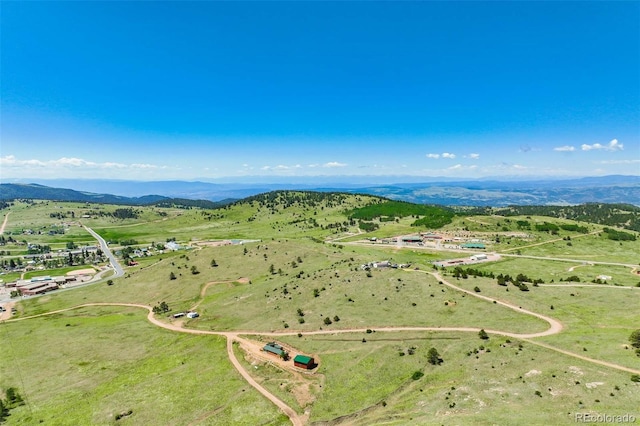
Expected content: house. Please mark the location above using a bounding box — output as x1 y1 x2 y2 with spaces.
263 342 285 357
470 254 488 261
421 233 443 240
165 241 181 251
293 354 315 370
461 243 486 249
402 236 423 243
186 312 199 318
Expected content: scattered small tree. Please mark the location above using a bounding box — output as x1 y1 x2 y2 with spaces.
479 329 489 340
169 272 177 280
210 259 218 267
324 317 333 325
4 387 24 408
629 329 640 349
427 347 443 365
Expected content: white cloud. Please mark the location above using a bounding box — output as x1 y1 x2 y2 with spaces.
427 153 456 159
261 164 304 171
597 159 640 165
131 163 161 169
446 164 478 171
582 139 623 151
323 161 347 168
581 143 602 151
0 155 145 169
467 153 480 159
554 145 576 152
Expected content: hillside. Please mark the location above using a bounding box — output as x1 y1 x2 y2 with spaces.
0 183 168 205
463 203 640 232
0 194 639 425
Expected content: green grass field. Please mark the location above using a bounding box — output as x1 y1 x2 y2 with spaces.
1 197 639 425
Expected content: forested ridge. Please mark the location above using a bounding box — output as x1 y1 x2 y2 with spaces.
463 203 640 232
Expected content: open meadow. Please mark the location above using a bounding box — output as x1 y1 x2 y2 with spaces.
1 194 639 425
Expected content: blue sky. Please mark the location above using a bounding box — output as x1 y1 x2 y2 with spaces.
1 1 638 182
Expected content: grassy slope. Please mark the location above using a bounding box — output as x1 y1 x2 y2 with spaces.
0 306 287 425
2 196 640 425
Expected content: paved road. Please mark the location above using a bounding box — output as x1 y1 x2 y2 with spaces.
83 225 124 278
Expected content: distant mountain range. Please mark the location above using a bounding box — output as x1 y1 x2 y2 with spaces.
1 175 639 206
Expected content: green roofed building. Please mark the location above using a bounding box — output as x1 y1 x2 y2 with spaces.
263 342 285 357
293 354 315 369
461 243 485 249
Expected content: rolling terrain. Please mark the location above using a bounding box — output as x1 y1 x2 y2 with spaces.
0 192 639 425
4 174 640 206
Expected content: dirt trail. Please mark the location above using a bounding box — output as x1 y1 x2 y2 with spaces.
500 230 601 253
0 212 9 234
4 270 640 425
190 278 249 311
425 270 563 338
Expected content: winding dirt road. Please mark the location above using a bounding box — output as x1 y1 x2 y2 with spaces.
4 271 640 425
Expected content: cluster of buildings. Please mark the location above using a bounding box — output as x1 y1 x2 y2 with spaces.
433 253 498 268
5 275 77 296
263 342 316 370
360 260 410 271
367 233 488 250
172 311 199 319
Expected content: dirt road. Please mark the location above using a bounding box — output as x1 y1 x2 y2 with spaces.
0 212 9 234
4 271 639 425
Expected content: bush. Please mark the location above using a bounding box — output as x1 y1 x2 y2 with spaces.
412 371 425 380
427 347 443 365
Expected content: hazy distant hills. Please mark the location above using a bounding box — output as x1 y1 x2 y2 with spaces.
0 183 169 205
1 175 639 206
340 176 640 206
